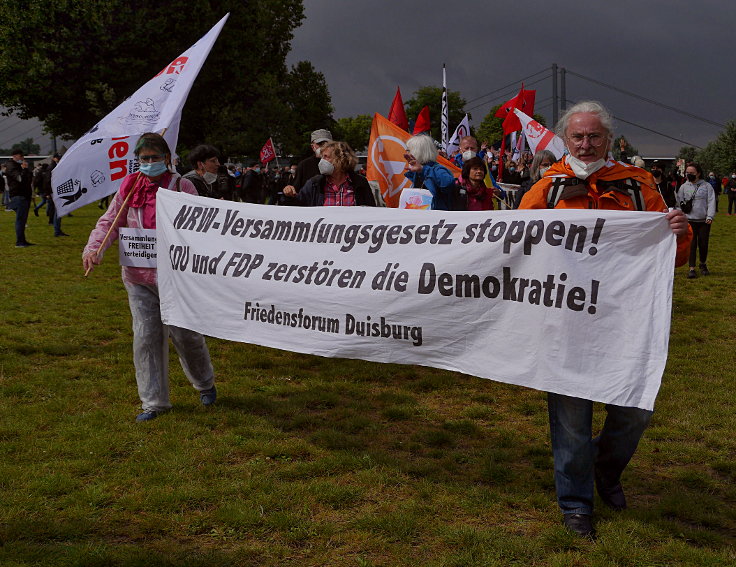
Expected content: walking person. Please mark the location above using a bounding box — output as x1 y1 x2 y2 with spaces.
5 149 34 247
83 132 217 422
519 101 691 538
726 172 736 215
677 162 716 278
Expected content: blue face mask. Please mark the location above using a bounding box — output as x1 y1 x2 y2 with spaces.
139 161 168 178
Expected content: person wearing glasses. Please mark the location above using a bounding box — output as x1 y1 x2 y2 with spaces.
82 132 217 423
518 101 691 538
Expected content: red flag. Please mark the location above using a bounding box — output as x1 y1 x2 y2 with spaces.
259 138 276 163
387 87 408 131
496 84 536 134
413 106 431 135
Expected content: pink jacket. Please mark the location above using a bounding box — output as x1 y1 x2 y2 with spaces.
83 171 197 286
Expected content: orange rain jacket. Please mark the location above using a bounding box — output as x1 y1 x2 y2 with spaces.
519 156 692 267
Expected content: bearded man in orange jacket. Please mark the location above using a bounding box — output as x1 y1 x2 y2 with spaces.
519 100 691 538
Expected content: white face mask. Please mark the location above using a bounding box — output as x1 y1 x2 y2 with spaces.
203 171 218 184
462 150 474 162
318 158 335 176
566 155 607 180
539 166 550 176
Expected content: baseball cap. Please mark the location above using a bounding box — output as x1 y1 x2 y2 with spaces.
310 129 332 144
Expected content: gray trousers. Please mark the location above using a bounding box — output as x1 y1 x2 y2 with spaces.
125 283 215 412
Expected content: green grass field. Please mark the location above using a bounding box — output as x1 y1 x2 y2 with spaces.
1 199 735 566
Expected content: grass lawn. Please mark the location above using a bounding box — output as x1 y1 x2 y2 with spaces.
1 198 735 566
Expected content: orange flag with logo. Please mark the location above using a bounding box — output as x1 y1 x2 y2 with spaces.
366 113 460 208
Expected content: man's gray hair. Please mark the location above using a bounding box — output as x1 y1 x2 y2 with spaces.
406 134 438 164
555 100 614 139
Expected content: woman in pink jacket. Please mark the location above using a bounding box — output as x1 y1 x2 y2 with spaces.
83 132 217 422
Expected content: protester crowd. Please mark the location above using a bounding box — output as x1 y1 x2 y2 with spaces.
5 99 731 540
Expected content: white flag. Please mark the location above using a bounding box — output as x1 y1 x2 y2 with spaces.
511 130 526 163
52 14 229 215
513 108 567 159
446 114 470 157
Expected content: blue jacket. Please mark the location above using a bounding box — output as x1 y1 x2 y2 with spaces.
404 162 455 210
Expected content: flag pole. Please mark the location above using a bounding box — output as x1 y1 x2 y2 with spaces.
272 137 280 168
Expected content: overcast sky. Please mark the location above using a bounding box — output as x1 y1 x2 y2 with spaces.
287 0 734 157
2 2 732 158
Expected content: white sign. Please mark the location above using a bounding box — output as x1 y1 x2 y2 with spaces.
156 192 677 410
398 188 432 210
119 228 157 267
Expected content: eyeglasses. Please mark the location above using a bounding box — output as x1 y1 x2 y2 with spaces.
138 154 165 163
566 133 607 148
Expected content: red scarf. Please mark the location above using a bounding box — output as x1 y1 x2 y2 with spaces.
121 172 172 209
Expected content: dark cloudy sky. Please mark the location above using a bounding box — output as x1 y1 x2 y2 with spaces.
2 2 731 158
287 0 734 157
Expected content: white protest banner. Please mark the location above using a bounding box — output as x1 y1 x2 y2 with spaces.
51 14 229 215
157 193 677 410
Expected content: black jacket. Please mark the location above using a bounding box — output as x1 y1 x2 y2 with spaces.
5 160 32 199
290 172 376 207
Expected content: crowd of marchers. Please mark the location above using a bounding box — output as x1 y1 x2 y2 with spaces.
4 99 733 540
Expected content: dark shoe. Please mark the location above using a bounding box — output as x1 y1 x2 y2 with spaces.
15 242 35 248
135 410 162 422
200 385 217 406
33 207 39 216
699 264 710 276
54 232 69 237
595 469 627 511
562 514 595 538
687 269 697 279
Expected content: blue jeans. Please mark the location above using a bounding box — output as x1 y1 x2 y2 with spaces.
47 199 63 235
9 196 30 245
547 392 652 515
34 195 48 212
